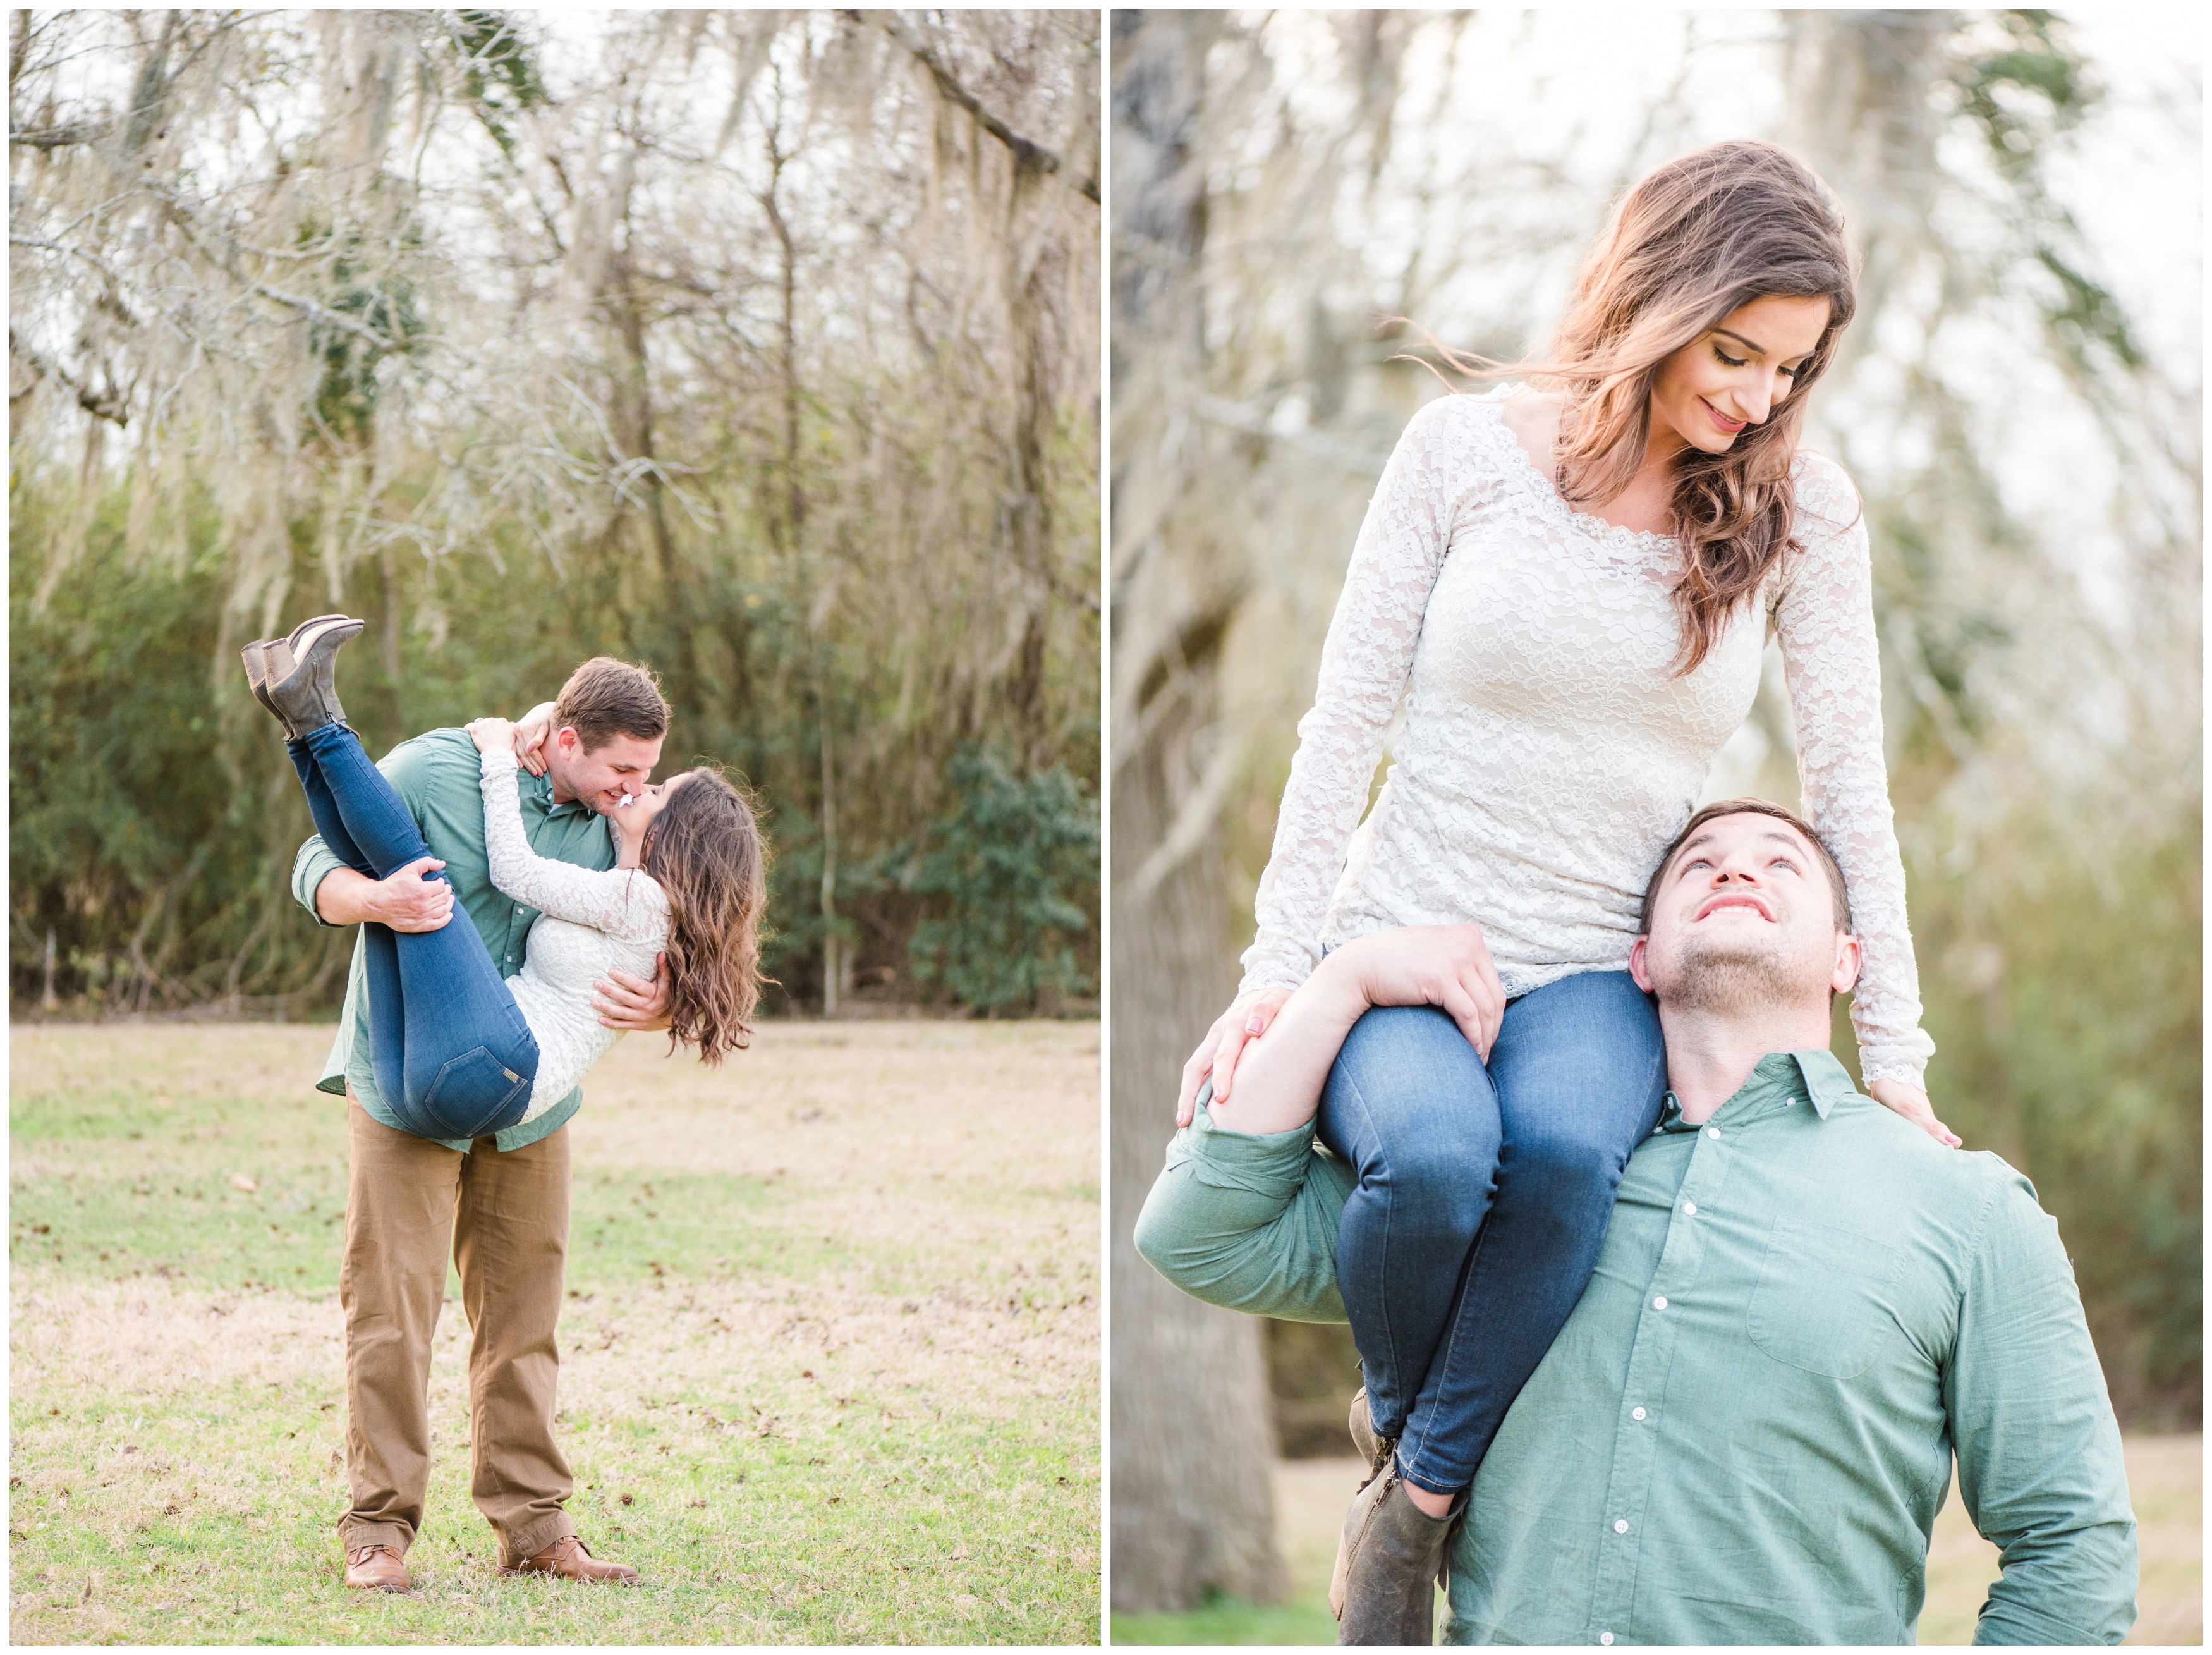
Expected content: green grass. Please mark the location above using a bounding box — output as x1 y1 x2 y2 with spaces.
1111 1592 1339 1645
9 1022 1102 1644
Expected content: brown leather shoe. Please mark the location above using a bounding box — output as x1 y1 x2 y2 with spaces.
343 1542 410 1592
499 1534 639 1585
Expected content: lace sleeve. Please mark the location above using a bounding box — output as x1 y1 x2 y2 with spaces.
479 748 667 943
1238 395 1504 994
1775 454 1935 1088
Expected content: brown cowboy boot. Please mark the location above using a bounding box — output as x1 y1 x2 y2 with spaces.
343 1542 410 1592
499 1534 640 1585
262 615 363 736
1344 1386 1466 1602
242 613 343 735
1331 1467 1459 1644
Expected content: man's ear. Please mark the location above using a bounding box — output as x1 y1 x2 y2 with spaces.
1829 931 1863 996
552 726 581 757
1627 935 1655 993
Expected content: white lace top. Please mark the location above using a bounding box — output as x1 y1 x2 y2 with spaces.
1241 390 1933 1087
480 748 671 1118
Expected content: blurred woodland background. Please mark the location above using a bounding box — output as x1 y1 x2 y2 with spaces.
11 9 1100 1023
1109 8 2199 1616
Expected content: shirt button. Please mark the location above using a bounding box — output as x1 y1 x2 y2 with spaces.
1653 1295 1668 1310
1600 1634 1615 1647
1682 1200 1698 1216
1705 1126 1722 1139
1613 1518 1629 1534
1631 1406 1647 1421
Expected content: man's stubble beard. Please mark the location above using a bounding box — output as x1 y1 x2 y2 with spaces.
1658 931 1806 1016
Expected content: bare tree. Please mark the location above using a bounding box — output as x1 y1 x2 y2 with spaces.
1109 9 1285 1614
11 10 1100 1016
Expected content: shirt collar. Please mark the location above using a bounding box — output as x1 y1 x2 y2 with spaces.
535 772 586 817
1655 1048 1857 1132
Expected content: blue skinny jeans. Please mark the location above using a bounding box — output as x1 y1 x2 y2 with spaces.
288 723 540 1140
1314 969 1666 1495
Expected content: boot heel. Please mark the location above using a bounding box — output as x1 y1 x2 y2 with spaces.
241 640 296 736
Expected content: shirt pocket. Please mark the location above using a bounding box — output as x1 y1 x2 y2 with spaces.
1746 1218 1907 1379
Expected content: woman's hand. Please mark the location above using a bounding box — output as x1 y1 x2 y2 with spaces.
1176 987 1295 1127
1866 1078 1962 1148
1332 924 1505 1063
466 716 516 755
513 700 559 778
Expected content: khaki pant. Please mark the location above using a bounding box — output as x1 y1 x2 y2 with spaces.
338 1093 578 1567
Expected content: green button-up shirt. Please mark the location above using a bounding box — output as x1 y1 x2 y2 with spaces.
290 728 615 1154
1133 1050 2137 1644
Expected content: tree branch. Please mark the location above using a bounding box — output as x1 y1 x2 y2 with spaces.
9 326 130 424
9 119 108 148
862 12 1098 205
141 187 406 351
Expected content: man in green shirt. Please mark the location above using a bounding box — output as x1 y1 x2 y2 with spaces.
1134 800 2137 1644
291 657 672 1591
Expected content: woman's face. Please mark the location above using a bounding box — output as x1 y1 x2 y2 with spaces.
1647 293 1831 458
614 770 692 855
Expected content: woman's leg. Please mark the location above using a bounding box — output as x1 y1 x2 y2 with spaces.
287 736 374 879
1314 1005 1503 1454
1391 969 1666 1496
289 726 538 1139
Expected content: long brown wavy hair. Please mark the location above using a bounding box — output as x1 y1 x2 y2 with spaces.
1439 140 1858 673
641 767 770 1065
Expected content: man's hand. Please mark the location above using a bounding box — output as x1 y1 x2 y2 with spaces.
314 858 454 932
1866 1078 1962 1148
513 700 559 778
1176 986 1296 1127
594 953 672 1032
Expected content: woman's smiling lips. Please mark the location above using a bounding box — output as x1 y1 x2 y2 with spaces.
1699 396 1747 434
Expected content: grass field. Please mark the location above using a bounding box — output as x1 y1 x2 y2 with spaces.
9 1020 1101 1645
1110 1443 2201 1645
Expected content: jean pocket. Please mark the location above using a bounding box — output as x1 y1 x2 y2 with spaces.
422 1046 532 1137
1746 1219 1905 1379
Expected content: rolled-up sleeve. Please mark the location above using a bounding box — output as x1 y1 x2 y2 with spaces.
291 834 348 926
1947 1174 2137 1644
1132 1089 1354 1326
289 736 435 927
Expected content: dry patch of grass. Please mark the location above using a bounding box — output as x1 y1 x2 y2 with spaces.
10 1020 1101 1645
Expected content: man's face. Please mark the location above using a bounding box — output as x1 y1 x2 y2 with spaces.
1630 812 1860 1013
544 728 663 817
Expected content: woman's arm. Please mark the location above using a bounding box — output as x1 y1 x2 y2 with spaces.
1238 396 1501 997
468 724 665 941
1213 925 1504 1135
1179 396 1508 1123
1775 454 1936 1092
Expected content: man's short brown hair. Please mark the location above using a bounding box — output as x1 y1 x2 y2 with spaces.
1640 797 1852 935
551 657 669 751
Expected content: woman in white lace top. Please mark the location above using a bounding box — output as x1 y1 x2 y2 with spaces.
1157 142 1955 1640
241 616 768 1142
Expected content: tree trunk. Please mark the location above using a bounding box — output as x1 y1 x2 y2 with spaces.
1108 10 1287 1614
1109 672 1287 1612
